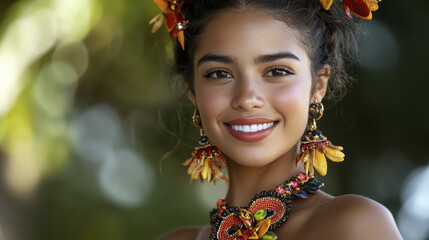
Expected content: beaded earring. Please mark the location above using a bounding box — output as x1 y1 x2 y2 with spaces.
296 100 345 176
182 109 229 185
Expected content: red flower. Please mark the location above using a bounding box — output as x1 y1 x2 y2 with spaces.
150 0 186 50
319 0 381 20
342 0 381 20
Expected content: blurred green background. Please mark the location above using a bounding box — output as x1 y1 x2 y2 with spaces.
0 0 428 240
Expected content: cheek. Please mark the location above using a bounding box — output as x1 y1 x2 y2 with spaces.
194 83 229 129
271 80 311 126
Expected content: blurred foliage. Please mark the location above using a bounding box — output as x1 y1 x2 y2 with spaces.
0 0 428 240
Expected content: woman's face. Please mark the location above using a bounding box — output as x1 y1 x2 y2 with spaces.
190 9 326 168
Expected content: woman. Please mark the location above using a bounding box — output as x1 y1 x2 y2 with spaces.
152 0 403 239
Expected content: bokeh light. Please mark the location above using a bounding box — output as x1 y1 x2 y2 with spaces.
398 166 429 240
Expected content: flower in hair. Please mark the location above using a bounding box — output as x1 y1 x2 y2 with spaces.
149 0 187 50
320 0 381 20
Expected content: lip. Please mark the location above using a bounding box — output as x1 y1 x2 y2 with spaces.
225 118 275 125
224 118 278 142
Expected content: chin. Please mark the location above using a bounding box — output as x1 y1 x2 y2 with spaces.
224 149 292 168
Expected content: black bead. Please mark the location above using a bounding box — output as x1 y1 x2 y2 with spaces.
293 190 308 199
227 225 240 235
266 209 275 217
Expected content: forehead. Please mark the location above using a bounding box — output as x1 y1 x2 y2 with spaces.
194 9 309 64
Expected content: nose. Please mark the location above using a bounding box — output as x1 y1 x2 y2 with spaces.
231 77 264 111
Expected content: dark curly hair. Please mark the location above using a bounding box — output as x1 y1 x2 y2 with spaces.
172 0 361 102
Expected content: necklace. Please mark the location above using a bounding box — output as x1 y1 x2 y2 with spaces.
209 173 323 240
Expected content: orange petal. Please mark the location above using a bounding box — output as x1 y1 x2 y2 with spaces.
191 160 204 178
187 161 198 175
208 158 220 172
302 151 310 176
319 0 334 10
182 156 193 166
296 151 304 166
178 30 185 50
153 0 173 14
216 154 227 166
188 158 199 170
256 219 271 238
326 143 343 151
209 157 229 185
217 171 229 185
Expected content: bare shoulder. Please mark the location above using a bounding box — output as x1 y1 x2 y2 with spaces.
310 194 403 240
157 225 209 240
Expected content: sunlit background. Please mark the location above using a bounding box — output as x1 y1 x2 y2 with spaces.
0 0 428 239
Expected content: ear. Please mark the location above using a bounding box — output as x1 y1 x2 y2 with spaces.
183 77 197 106
188 89 196 106
311 65 330 103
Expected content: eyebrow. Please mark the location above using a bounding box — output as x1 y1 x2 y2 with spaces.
255 52 300 64
197 54 233 67
196 51 300 67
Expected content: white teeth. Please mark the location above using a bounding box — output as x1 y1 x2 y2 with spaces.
243 125 250 132
250 125 258 132
230 122 275 133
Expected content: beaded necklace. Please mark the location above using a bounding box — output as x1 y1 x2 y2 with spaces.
209 173 323 240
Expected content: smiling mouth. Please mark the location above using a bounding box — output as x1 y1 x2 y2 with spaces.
229 122 275 133
224 119 279 142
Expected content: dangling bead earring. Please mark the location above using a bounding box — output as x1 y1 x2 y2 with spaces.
182 109 229 185
296 100 345 177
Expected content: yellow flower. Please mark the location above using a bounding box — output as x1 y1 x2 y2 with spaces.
182 146 228 185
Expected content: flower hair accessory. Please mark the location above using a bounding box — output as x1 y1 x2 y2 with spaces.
150 0 188 50
320 0 381 20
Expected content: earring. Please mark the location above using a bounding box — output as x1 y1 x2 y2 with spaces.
296 100 345 177
182 109 229 185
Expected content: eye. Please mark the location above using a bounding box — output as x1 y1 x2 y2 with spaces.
264 67 294 77
204 70 233 79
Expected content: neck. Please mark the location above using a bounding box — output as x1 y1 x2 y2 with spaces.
225 144 305 207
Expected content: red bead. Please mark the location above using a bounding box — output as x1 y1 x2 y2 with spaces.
297 173 306 181
291 181 298 188
217 198 225 207
276 187 286 194
219 208 225 215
